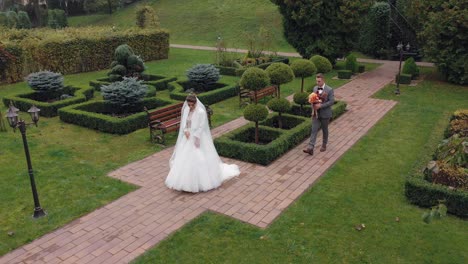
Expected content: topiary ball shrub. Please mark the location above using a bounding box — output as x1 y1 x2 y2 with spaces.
244 103 269 122
186 64 220 92
26 71 64 93
101 77 148 111
338 70 352 79
265 62 294 97
345 54 358 73
267 98 291 114
402 57 420 79
310 55 332 73
291 59 316 92
293 92 309 105
240 67 270 96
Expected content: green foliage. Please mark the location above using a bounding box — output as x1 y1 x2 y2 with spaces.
430 161 468 190
396 73 412 84
243 104 268 123
0 27 169 84
108 44 146 81
434 135 467 169
58 97 173 134
101 77 148 109
402 57 419 79
345 54 358 73
6 11 17 28
16 11 31 29
293 92 309 106
310 55 332 73
359 2 391 57
338 70 352 79
290 59 316 79
418 0 467 84
239 67 270 92
265 62 294 85
358 64 365 73
0 110 7 132
186 64 220 91
26 71 64 92
84 0 120 14
273 0 372 62
267 98 291 114
0 12 7 27
135 5 160 28
422 203 447 224
2 86 94 117
242 26 275 58
168 80 237 105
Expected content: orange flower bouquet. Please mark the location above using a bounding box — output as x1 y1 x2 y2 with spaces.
308 92 322 118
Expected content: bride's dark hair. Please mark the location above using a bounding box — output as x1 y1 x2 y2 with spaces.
186 93 197 103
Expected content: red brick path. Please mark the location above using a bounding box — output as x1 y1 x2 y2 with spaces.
1 61 399 264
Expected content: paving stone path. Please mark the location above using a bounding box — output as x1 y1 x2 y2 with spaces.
1 50 404 264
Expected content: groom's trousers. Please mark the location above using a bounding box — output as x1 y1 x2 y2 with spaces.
308 117 330 148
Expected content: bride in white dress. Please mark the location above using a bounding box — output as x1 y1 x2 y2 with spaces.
165 94 240 192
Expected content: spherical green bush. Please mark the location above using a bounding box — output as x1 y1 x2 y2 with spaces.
110 65 126 76
310 55 332 73
265 62 295 86
240 67 270 92
267 98 291 113
243 104 268 122
345 54 358 73
26 71 64 92
291 59 316 79
402 57 419 78
293 92 309 105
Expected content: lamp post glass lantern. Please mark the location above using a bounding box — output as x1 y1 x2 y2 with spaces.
6 104 46 218
395 42 410 95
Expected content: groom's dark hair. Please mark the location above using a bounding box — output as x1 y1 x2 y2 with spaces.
316 73 325 79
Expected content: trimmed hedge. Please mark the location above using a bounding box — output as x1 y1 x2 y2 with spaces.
89 74 176 91
337 70 352 79
405 173 468 217
168 80 238 105
216 56 289 76
58 97 174 134
2 86 94 117
214 113 310 165
214 101 347 165
289 100 347 120
1 27 169 84
396 73 412 84
358 65 365 73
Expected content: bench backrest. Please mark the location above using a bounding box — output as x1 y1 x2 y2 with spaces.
146 102 184 123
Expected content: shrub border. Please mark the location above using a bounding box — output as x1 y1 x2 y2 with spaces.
216 56 290 76
214 101 347 165
168 80 238 105
405 173 468 217
89 74 177 91
58 97 175 134
2 86 94 117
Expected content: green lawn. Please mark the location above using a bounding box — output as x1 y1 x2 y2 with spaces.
69 0 295 52
133 69 468 263
0 47 363 255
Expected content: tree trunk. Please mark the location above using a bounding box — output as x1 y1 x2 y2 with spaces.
255 121 259 144
107 0 113 14
254 90 258 104
277 84 281 97
278 112 282 129
301 77 304 92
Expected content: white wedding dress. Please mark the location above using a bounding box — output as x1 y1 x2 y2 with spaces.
165 98 240 192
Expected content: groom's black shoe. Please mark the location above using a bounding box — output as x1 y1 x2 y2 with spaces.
303 148 314 155
320 144 327 152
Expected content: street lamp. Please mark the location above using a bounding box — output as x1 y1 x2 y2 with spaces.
394 42 411 95
6 103 46 219
216 34 222 66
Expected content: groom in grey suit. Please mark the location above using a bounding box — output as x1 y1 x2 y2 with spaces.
303 73 334 155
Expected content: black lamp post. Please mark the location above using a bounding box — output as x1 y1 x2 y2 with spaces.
394 42 411 95
6 104 46 219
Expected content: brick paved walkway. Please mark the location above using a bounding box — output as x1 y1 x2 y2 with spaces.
1 60 400 264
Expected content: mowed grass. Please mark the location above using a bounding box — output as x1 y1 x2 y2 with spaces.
0 47 369 255
133 69 468 263
68 0 294 52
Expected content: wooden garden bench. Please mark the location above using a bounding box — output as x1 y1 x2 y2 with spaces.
145 102 213 144
239 85 277 107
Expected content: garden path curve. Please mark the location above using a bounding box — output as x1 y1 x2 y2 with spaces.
1 54 402 264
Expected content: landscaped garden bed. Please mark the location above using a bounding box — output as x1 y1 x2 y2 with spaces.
58 97 174 134
215 102 347 165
